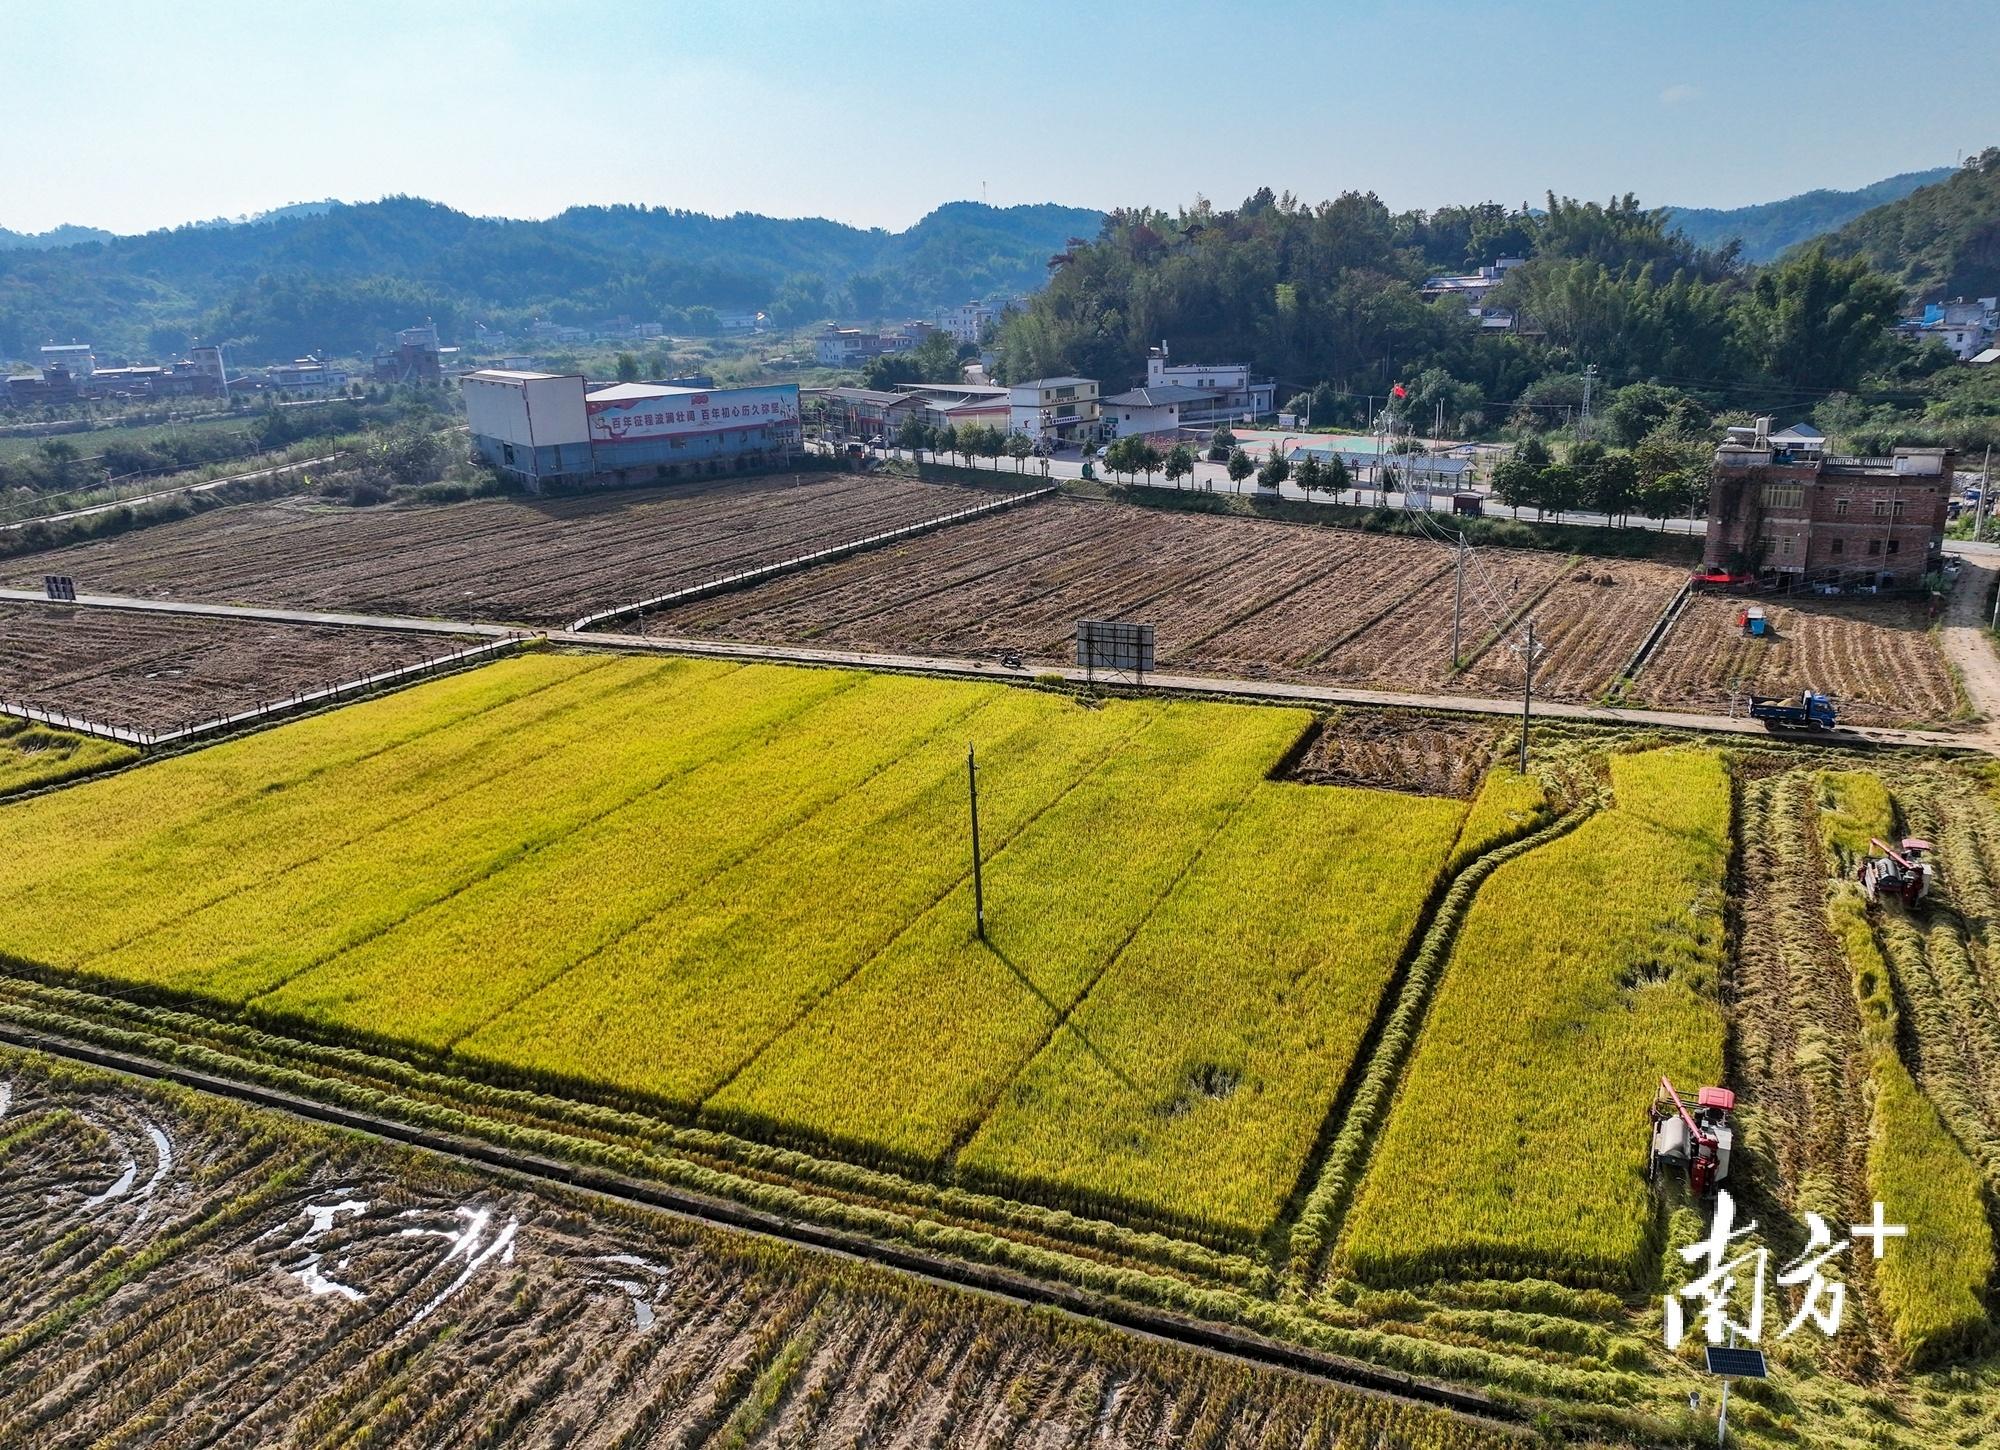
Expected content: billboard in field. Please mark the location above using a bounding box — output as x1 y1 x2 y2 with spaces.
585 384 799 444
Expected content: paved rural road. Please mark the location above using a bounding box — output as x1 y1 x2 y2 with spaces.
7 590 1978 753
852 445 1710 536
0 452 347 533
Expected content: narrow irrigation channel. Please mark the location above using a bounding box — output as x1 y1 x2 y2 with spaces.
0 1019 1522 1434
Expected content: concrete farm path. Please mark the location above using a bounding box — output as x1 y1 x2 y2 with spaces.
1939 552 2000 748
0 588 518 638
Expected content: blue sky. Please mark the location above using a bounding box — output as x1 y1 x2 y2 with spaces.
1 0 1993 234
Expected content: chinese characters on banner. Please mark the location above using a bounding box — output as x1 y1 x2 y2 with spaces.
587 385 800 443
1667 1191 1907 1348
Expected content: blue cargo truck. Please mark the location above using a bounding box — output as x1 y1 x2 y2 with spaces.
1749 691 1837 731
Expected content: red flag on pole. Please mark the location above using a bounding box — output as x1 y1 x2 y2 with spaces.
1391 383 1407 398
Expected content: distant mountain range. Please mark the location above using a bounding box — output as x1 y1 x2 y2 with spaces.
1 159 1984 365
0 198 1105 361
0 223 119 252
1664 168 1954 263
0 201 344 252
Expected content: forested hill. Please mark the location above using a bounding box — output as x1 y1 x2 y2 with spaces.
1665 167 1952 263
0 224 117 252
0 197 1104 362
1814 148 2000 298
996 189 1917 433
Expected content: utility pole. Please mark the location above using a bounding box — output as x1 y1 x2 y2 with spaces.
1978 444 1994 543
1519 618 1538 774
1450 532 1467 668
1578 364 1596 444
968 743 986 940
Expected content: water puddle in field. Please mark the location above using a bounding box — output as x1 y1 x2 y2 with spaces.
592 1252 674 1331
399 1206 518 1329
291 1257 367 1302
132 1124 172 1220
0 1082 12 1120
276 1196 371 1304
301 1198 370 1240
79 1118 171 1213
83 1159 137 1208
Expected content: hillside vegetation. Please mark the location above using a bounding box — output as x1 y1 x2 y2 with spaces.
1667 168 1953 263
0 196 1104 360
1818 148 2000 298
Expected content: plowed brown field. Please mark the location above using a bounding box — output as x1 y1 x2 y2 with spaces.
2 471 1023 626
0 601 477 732
644 497 1686 702
1634 593 1961 727
0 1050 1510 1450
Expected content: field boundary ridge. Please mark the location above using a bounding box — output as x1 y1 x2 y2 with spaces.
1284 799 1601 1292
1611 576 1696 696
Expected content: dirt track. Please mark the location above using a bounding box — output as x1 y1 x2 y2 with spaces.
0 601 474 732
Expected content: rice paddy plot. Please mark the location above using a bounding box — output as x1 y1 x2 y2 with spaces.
0 651 1613 1237
956 782 1468 1242
1337 748 1731 1290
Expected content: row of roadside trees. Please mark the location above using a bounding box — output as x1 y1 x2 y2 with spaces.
1489 429 1708 527
893 416 1043 471
887 411 1707 530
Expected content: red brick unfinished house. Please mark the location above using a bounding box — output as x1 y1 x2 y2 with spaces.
1704 419 1954 590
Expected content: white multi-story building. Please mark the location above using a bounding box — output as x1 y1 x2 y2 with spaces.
267 356 351 395
189 344 229 391
1007 376 1099 445
1100 385 1209 442
936 300 997 346
1895 296 1998 360
1141 345 1274 426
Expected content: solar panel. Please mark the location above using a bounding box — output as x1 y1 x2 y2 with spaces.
1704 1346 1767 1379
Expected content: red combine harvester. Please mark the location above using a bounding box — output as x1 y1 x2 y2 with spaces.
1859 838 1933 906
1647 1076 1736 1199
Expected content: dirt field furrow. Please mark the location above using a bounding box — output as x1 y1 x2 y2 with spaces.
1458 560 1685 699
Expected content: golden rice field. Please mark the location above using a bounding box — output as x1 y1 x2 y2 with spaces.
0 652 1474 1241
1338 748 1732 1288
3 647 1995 1420
0 716 133 798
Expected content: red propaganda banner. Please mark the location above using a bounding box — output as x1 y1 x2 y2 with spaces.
586 384 799 444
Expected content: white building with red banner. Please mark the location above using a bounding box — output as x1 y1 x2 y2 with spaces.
464 370 801 485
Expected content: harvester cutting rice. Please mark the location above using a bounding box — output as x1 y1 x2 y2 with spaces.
1858 837 1933 906
1647 1076 1736 1199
